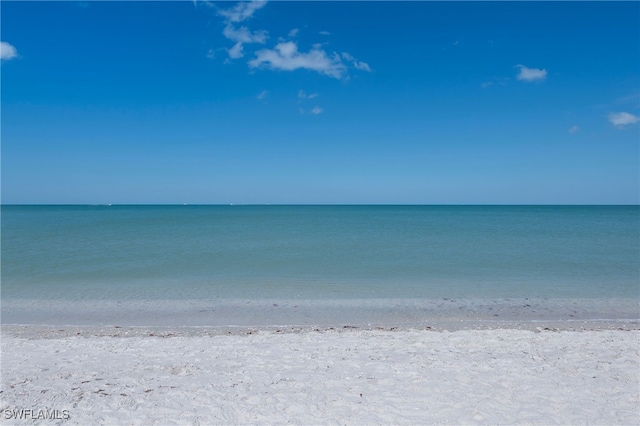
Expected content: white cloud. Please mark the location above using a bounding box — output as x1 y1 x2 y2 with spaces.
207 48 215 59
222 24 267 59
353 61 372 72
223 25 267 44
341 52 371 73
515 64 547 82
218 0 267 23
311 106 323 115
608 112 640 128
484 77 509 87
211 2 369 79
228 42 244 59
249 41 347 79
569 125 579 134
319 31 330 36
341 52 354 61
257 90 269 100
1 41 18 60
298 90 318 99
192 0 214 7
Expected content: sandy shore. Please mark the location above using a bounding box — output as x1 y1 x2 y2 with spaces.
1 327 639 425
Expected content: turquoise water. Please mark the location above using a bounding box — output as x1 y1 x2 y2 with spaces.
1 205 638 326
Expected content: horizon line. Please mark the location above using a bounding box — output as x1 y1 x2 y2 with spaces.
2 203 639 207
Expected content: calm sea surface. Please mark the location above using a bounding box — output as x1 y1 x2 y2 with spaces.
2 205 638 326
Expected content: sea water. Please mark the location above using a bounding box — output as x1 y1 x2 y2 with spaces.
1 205 638 327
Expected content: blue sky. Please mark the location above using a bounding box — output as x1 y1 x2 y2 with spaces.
1 1 638 204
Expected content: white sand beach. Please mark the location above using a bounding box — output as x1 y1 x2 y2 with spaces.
1 327 638 425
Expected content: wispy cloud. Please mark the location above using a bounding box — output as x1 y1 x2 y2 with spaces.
257 90 269 100
223 25 267 44
249 41 347 79
353 61 372 72
227 43 244 59
608 112 640 129
481 77 509 89
319 31 331 36
298 90 318 99
192 0 214 8
298 90 321 114
211 2 370 79
342 52 372 72
218 1 268 59
1 41 18 61
569 125 579 134
223 24 267 59
593 91 640 111
614 91 640 106
218 0 267 24
515 64 547 82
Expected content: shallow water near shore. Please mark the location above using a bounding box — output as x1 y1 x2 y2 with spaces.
2 205 638 327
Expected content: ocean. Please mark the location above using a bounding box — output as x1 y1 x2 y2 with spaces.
1 205 638 328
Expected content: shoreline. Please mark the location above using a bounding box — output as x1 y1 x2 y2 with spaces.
3 296 638 424
2 317 640 339
3 296 638 330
